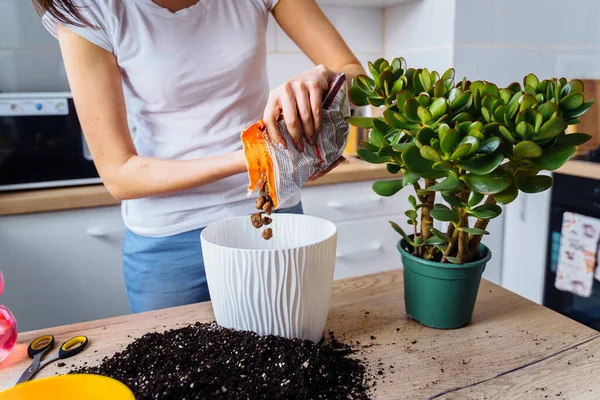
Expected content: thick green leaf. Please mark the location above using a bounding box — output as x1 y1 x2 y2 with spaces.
372 118 393 134
449 144 472 160
478 137 501 154
424 236 446 246
524 73 539 89
462 169 513 194
431 138 442 154
562 80 584 96
431 207 460 223
461 152 504 175
537 102 559 121
405 210 418 221
468 204 502 219
532 145 576 170
404 99 420 121
392 142 414 152
561 93 584 110
516 121 535 139
440 129 459 155
430 98 448 120
441 68 455 82
348 86 370 106
408 194 417 208
420 68 432 91
442 193 464 208
357 148 390 164
402 144 447 179
418 106 433 124
368 128 386 147
428 173 461 191
445 256 461 264
499 125 516 143
494 178 518 205
402 170 420 186
556 133 592 146
346 116 374 129
390 221 414 246
513 140 543 160
420 146 441 162
468 191 484 207
517 175 554 193
429 227 452 243
434 80 446 98
373 179 404 196
433 160 453 170
377 145 394 158
396 90 412 109
417 93 431 108
457 227 490 235
564 100 594 119
387 163 401 174
537 117 567 140
367 96 386 107
361 140 380 152
416 127 437 147
458 136 480 156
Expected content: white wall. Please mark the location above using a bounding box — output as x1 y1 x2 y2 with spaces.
453 0 600 85
383 0 455 73
0 1 383 93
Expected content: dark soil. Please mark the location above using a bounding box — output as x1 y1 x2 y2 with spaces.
71 322 370 400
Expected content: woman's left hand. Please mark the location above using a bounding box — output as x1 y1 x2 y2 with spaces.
263 64 336 152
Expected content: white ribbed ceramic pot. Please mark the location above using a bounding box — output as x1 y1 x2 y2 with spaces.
201 214 337 343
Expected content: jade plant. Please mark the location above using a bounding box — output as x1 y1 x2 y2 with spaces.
347 57 593 264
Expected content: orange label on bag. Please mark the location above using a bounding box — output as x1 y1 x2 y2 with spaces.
241 74 350 209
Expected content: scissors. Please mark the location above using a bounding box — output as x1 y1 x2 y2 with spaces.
15 334 89 385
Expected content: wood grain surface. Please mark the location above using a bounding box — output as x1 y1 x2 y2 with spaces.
1 270 598 399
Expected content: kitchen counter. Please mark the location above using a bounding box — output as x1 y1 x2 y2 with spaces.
0 158 597 217
1 270 599 398
0 156 389 217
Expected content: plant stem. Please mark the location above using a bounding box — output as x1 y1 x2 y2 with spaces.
467 196 497 256
457 221 469 263
419 179 436 246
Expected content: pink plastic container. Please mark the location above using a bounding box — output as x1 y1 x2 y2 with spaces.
0 271 17 363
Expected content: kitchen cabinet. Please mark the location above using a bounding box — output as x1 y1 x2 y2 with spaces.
0 206 130 331
301 180 505 284
500 177 552 304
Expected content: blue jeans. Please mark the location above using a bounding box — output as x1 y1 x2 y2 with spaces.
123 202 304 313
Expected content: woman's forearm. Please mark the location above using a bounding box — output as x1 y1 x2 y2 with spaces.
104 150 247 200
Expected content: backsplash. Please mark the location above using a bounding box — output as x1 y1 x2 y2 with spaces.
0 1 383 93
383 0 600 86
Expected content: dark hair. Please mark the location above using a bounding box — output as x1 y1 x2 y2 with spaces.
32 0 95 29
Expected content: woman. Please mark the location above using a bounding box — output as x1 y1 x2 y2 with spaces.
35 0 364 313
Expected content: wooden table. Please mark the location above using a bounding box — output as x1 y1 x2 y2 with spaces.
1 271 599 399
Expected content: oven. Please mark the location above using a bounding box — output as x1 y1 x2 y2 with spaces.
543 173 600 330
0 92 100 191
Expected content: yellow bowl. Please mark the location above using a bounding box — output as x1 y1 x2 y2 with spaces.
0 374 135 400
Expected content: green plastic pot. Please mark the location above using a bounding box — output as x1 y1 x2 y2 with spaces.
397 238 492 329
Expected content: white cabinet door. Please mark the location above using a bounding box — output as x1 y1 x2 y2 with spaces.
501 189 552 304
0 206 130 331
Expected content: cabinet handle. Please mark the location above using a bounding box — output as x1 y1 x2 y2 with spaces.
336 243 382 259
326 197 382 209
86 226 124 238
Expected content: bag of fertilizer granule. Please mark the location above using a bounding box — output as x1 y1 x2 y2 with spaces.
241 73 350 209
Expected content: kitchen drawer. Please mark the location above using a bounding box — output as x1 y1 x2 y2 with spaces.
333 214 409 280
301 180 412 223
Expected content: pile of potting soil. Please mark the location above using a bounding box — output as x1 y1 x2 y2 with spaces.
71 322 370 399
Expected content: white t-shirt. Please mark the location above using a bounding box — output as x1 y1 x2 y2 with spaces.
44 0 300 237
